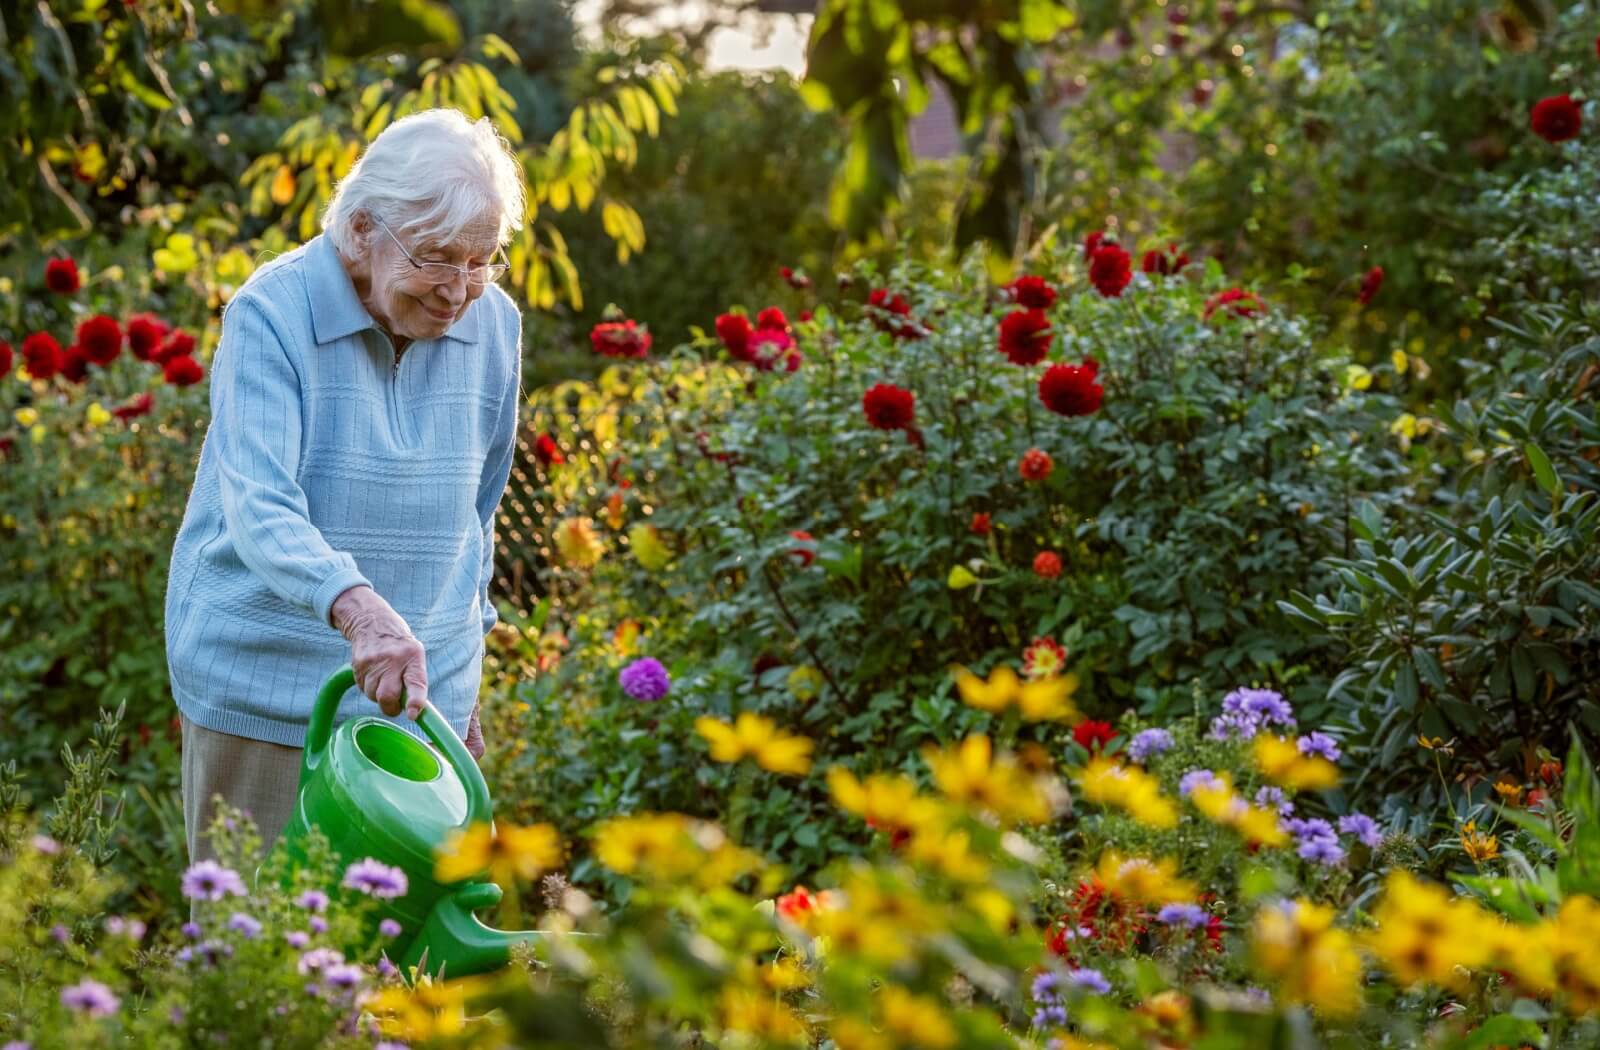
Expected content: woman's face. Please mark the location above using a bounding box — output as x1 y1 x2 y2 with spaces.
358 214 499 343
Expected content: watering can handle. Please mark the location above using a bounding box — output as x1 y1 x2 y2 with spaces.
304 665 492 830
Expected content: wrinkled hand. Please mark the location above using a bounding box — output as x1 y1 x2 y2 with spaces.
465 703 484 761
330 585 428 720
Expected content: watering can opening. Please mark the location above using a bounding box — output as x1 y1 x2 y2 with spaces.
354 722 442 783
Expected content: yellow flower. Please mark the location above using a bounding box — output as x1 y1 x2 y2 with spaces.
553 516 604 568
593 812 700 879
85 402 112 428
74 142 106 182
366 975 484 1040
810 870 932 964
1391 348 1409 374
786 665 824 701
696 713 814 775
1092 851 1196 905
29 425 45 445
1188 773 1288 848
903 825 990 883
1077 757 1178 829
826 767 944 836
965 886 1014 932
1390 412 1418 440
829 1017 892 1050
14 407 39 428
758 956 811 991
612 618 640 656
434 820 562 886
720 986 807 1045
947 564 979 590
628 522 672 570
1417 734 1456 754
1251 899 1363 1017
153 232 199 275
922 735 1051 824
1550 895 1600 1014
1343 364 1373 391
1493 780 1524 805
1459 820 1500 862
951 664 1078 722
1364 871 1493 989
1253 734 1340 791
879 985 956 1049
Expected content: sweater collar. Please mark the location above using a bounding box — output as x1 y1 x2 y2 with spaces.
306 233 481 347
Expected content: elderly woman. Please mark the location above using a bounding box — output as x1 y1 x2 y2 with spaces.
165 108 525 864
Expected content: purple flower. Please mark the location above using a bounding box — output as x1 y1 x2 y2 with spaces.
379 918 403 938
1127 728 1174 763
1298 837 1346 866
4 1041 33 1050
180 921 202 940
50 925 70 945
323 963 364 991
1284 817 1337 845
1156 903 1209 928
309 916 329 934
1179 769 1221 797
1253 785 1293 816
60 978 119 1018
1297 731 1341 761
196 939 233 966
31 835 59 855
181 860 247 902
295 889 330 912
103 916 146 941
1209 687 1296 740
1067 968 1111 995
619 657 672 702
297 947 345 976
1031 1004 1068 1028
376 956 398 979
342 859 408 899
1030 971 1061 1002
286 930 310 949
1339 812 1383 849
227 912 262 940
374 1044 409 1050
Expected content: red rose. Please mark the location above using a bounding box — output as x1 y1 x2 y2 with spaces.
1141 244 1190 276
1531 94 1582 143
1089 244 1133 298
59 345 90 383
779 266 812 290
787 529 816 567
715 312 753 361
1083 231 1106 259
862 383 915 430
126 314 170 361
0 341 10 381
1073 719 1115 752
756 306 789 332
590 319 651 359
44 257 81 295
163 354 205 387
1033 550 1063 579
1004 275 1057 310
1040 361 1104 417
867 289 919 339
998 309 1053 366
534 433 565 466
111 392 155 421
1356 266 1384 306
1203 288 1263 322
76 314 122 366
1020 447 1054 481
153 329 196 365
969 512 992 535
21 332 63 380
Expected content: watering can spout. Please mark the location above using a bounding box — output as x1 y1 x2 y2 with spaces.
397 881 546 979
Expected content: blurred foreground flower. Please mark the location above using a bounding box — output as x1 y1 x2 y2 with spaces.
696 713 814 775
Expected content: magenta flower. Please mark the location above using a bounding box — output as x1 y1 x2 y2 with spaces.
60 978 120 1017
619 657 671 701
342 858 408 899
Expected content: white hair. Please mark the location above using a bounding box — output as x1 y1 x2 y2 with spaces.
323 108 526 255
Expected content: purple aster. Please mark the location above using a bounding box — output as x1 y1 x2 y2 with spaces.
295 889 330 912
374 1044 409 1050
1127 728 1174 763
309 916 329 934
1067 968 1111 995
1339 812 1383 849
1179 769 1222 797
1298 837 1346 865
1030 971 1061 1002
618 657 672 701
297 947 345 976
1031 1004 1068 1028
196 939 233 966
181 860 247 902
1156 903 1209 928
103 917 145 941
342 858 408 899
1297 731 1341 761
60 978 119 1018
180 921 201 941
1253 785 1293 816
379 918 403 938
1284 817 1337 845
4 1041 32 1050
376 956 398 979
1209 687 1296 740
286 931 310 949
323 963 364 991
50 925 70 945
227 912 262 940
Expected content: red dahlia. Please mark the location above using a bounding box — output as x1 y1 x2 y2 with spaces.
788 530 816 567
1531 94 1582 143
111 392 155 421
1073 719 1116 752
1033 551 1063 579
748 329 801 372
1089 244 1133 298
76 314 122 366
779 266 812 290
998 308 1053 366
590 319 652 359
534 433 565 466
163 355 205 387
867 289 919 339
21 332 63 380
1356 266 1384 306
1203 287 1263 322
44 257 81 295
862 383 915 430
0 341 10 381
127 314 170 361
1004 275 1057 310
60 345 90 383
969 512 992 535
1083 231 1106 259
153 330 196 365
1141 244 1190 276
1020 447 1054 481
1040 361 1104 417
756 306 789 332
715 313 753 361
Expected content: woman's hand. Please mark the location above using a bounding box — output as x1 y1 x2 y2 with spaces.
330 585 429 720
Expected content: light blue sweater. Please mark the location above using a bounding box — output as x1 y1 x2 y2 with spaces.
165 233 521 746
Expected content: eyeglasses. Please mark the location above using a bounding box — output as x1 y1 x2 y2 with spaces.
375 218 508 287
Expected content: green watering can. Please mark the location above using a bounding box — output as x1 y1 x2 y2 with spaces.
279 665 543 978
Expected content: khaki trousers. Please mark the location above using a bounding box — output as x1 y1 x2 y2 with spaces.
180 715 303 866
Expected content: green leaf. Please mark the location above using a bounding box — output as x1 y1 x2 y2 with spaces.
1524 441 1561 501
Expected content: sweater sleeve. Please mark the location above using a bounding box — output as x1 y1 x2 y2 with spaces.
210 294 371 626
475 305 522 636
